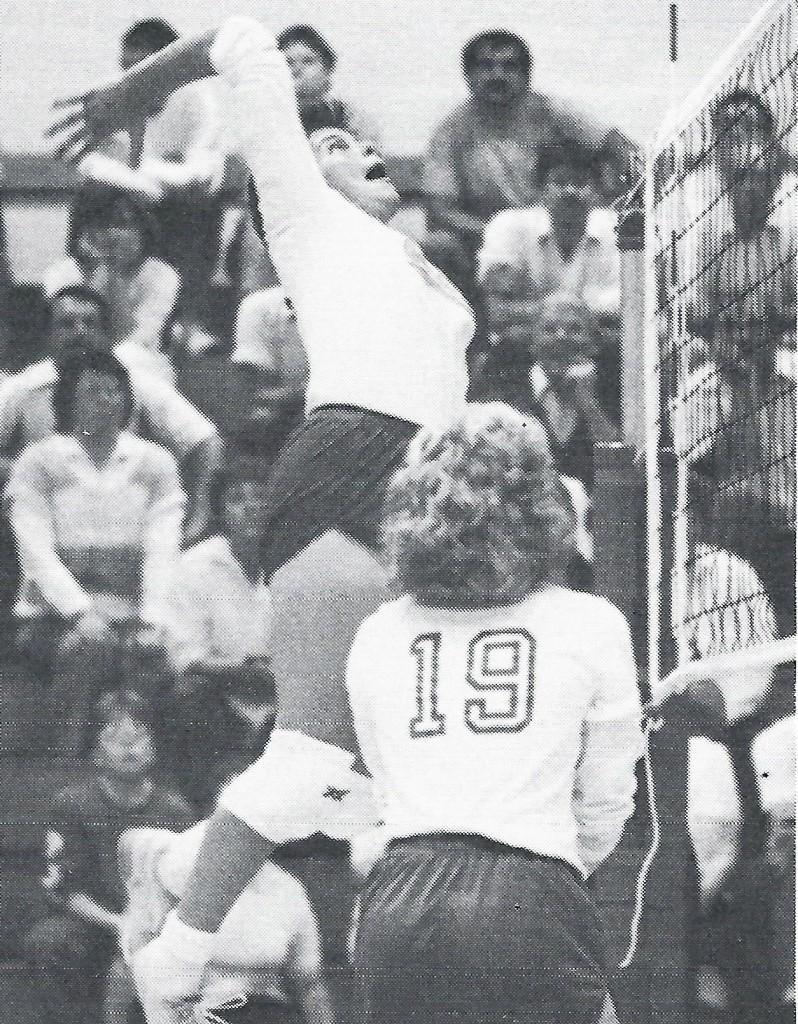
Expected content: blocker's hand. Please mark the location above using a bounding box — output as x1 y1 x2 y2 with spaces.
132 924 211 1024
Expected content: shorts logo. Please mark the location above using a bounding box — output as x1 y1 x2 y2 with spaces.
323 786 349 802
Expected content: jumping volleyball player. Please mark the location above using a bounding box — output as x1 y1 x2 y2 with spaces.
347 404 644 1024
50 14 475 1020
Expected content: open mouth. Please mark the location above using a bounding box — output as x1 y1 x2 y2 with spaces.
365 163 388 181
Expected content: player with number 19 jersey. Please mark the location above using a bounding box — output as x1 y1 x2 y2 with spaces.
347 587 642 878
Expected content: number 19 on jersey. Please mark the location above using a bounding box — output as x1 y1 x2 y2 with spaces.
410 629 535 737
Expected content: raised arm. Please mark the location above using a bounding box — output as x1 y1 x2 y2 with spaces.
49 32 216 162
51 17 328 242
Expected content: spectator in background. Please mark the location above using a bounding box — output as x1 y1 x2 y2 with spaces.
476 143 622 421
278 24 382 145
470 291 616 588
474 291 618 490
424 30 624 259
677 87 796 641
22 690 194 1024
120 818 333 1024
163 459 276 811
0 286 222 539
680 527 794 1022
5 350 185 754
232 286 309 457
43 185 181 382
73 18 227 334
479 144 621 315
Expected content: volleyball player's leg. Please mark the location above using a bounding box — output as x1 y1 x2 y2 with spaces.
268 530 390 748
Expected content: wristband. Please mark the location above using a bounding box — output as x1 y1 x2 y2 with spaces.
159 910 216 965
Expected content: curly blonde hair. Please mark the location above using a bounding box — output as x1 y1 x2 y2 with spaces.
383 403 575 606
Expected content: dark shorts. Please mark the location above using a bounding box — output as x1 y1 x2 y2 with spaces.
353 834 610 1024
260 405 418 579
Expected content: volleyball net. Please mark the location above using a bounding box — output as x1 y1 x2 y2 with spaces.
646 0 796 705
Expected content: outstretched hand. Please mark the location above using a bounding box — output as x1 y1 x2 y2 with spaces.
47 28 217 163
47 78 143 162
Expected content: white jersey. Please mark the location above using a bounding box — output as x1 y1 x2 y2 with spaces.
346 588 644 876
211 18 472 428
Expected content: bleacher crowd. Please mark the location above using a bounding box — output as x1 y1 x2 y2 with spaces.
0 15 793 1024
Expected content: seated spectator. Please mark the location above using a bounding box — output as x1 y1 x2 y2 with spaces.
120 819 333 1024
278 24 382 144
473 291 618 491
676 486 794 1022
5 350 185 753
22 690 194 1024
478 143 621 315
75 18 228 334
162 459 276 811
231 285 309 456
43 186 181 382
674 91 796 642
0 286 222 540
424 30 625 257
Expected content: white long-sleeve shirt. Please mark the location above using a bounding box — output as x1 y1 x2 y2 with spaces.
5 432 185 623
210 18 472 427
346 588 644 877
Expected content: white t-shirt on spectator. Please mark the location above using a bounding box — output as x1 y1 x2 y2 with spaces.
210 18 472 427
163 534 272 675
5 431 184 623
0 352 215 461
478 206 621 314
